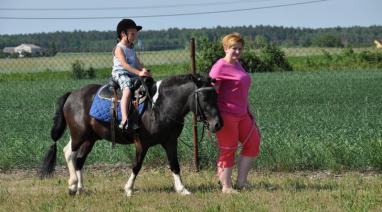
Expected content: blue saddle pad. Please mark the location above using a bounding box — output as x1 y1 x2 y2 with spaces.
89 85 145 123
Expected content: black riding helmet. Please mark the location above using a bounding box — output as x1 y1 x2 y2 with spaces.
117 19 142 39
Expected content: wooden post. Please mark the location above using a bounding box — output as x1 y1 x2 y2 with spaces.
190 38 199 171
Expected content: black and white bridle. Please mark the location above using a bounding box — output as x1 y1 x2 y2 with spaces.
193 86 216 129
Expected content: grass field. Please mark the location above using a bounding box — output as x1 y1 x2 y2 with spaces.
280 47 378 56
0 166 381 211
1 69 382 211
0 69 381 171
0 49 189 73
1 47 379 73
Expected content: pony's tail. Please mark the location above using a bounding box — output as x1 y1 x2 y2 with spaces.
51 92 71 141
40 92 71 179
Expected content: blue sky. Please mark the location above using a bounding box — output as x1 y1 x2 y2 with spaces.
0 0 381 35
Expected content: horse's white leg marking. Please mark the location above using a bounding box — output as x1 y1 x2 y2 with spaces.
124 173 136 197
76 170 84 194
152 80 162 107
63 139 78 194
172 173 191 195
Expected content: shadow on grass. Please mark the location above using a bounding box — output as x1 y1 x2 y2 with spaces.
81 178 339 196
255 179 339 192
116 182 221 194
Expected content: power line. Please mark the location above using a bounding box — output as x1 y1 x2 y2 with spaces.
0 0 276 11
0 0 328 20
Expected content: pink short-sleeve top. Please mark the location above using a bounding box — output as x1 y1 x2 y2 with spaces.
209 58 251 116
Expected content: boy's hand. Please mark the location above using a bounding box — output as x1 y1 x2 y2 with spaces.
139 68 151 77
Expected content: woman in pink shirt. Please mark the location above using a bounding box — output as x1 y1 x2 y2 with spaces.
209 33 261 193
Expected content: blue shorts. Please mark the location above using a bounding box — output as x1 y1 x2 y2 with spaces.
111 70 138 91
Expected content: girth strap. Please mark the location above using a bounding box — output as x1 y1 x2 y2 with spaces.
110 87 119 148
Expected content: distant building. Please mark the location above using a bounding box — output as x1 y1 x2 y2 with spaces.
374 40 382 49
3 47 15 54
14 43 42 56
3 43 42 57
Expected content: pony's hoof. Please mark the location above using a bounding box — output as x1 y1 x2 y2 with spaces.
125 189 133 197
76 187 84 195
68 189 77 196
178 188 191 195
68 184 77 196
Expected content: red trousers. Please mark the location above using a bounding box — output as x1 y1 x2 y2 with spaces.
216 113 261 168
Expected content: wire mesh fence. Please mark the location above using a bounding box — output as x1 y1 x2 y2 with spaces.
0 45 379 73
0 49 191 73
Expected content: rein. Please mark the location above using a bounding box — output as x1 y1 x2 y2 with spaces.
194 87 216 129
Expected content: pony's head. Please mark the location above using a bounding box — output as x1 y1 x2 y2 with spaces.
190 74 223 133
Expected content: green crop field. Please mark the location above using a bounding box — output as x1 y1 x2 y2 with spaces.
1 69 381 171
1 69 382 211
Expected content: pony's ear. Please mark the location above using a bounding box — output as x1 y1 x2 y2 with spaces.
191 74 203 87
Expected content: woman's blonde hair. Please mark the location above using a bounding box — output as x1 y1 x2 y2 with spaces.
222 33 244 49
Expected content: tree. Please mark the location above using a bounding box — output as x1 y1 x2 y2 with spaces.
313 34 344 47
254 35 268 48
196 38 224 73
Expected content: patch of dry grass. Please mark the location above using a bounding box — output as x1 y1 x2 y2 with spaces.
1 165 381 211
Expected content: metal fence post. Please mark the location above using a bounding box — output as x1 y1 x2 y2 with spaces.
190 38 199 171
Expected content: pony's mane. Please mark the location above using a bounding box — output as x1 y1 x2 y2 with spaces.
163 74 194 86
161 73 209 88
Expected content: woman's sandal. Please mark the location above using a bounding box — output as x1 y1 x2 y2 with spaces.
235 182 251 190
222 187 239 194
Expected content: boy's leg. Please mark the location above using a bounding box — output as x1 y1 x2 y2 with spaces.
112 70 134 129
120 88 132 127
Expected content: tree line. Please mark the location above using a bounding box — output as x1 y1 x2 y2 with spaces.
0 25 381 53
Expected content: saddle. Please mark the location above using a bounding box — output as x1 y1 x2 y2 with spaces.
99 77 148 106
90 77 153 148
